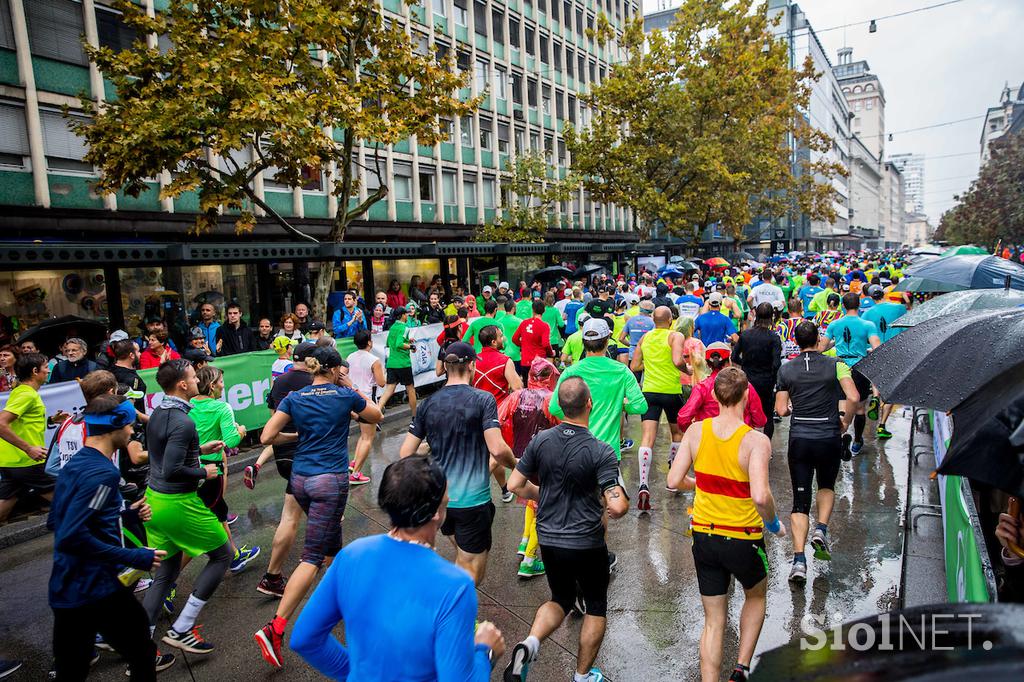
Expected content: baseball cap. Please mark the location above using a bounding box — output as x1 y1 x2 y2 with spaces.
581 318 611 341
310 345 344 369
705 341 732 361
182 348 214 363
868 284 884 299
109 329 129 343
564 287 573 297
708 292 723 306
498 281 510 290
482 285 493 294
189 326 205 340
293 341 316 360
307 320 326 332
272 336 295 353
443 341 477 363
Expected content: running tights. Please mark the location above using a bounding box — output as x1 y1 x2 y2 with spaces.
854 414 866 443
752 380 776 440
142 541 232 626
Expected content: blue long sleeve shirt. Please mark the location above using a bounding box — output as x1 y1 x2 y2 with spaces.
47 446 154 609
332 307 367 338
291 534 491 681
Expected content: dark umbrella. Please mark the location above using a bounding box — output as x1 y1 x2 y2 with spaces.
936 363 1024 498
905 254 1024 290
725 250 757 263
531 265 574 282
893 288 1024 327
855 307 1024 411
16 315 108 357
657 267 684 278
575 263 606 278
894 276 966 293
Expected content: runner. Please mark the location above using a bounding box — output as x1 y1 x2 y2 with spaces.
270 336 295 377
860 286 908 440
512 300 553 383
677 344 767 436
560 312 590 367
498 297 525 369
377 306 418 416
254 346 382 669
46 370 117 476
823 293 881 455
629 306 687 510
289 456 506 680
346 330 384 485
748 270 786 313
473 325 524 504
667 367 786 682
399 342 517 585
813 293 843 335
775 299 804 361
694 293 739 346
775 320 859 583
733 303 782 441
504 377 629 682
463 299 502 352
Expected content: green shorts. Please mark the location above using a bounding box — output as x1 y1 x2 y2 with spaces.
144 489 228 558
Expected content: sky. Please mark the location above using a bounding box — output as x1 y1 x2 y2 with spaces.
641 0 1024 225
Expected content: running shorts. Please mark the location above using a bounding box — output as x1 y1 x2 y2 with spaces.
197 475 228 522
691 531 768 597
292 472 349 566
642 392 684 423
540 544 610 617
0 463 56 499
274 444 294 495
386 366 414 387
440 501 495 554
787 436 841 515
144 489 229 558
851 368 871 403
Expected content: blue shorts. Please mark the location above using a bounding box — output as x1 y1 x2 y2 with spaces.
291 472 349 566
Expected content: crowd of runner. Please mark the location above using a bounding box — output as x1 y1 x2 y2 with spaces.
0 249 976 681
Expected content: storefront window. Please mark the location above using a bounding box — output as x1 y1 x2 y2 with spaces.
371 258 443 299
119 266 187 343
179 264 257 324
506 255 546 289
0 268 108 336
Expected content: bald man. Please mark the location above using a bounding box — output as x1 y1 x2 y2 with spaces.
628 306 689 511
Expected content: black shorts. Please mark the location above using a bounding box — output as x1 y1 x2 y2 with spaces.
540 544 610 617
642 392 684 422
0 463 56 500
440 502 495 554
691 531 768 596
850 367 872 403
274 445 294 495
386 366 414 387
197 474 228 522
787 436 841 515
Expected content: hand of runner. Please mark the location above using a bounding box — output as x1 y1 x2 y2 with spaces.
236 424 247 439
474 621 506 660
201 439 225 455
203 463 220 479
26 445 47 461
131 498 152 522
149 549 167 573
50 410 71 423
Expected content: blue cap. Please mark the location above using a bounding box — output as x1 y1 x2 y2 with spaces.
83 399 137 434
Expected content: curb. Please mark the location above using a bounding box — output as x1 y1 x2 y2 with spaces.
0 403 412 550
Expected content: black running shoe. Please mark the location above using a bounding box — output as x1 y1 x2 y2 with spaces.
841 434 852 461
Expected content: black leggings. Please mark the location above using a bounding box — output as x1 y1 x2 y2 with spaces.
142 541 233 625
751 379 776 440
787 437 841 515
53 587 156 681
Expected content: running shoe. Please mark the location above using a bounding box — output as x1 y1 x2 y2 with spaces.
162 584 176 616
876 425 893 440
134 577 152 593
607 551 618 573
517 538 528 557
637 484 651 512
162 626 214 655
501 487 515 503
0 661 21 679
517 559 546 578
243 464 259 489
851 440 864 456
728 666 749 682
254 623 284 668
788 560 807 584
867 395 880 421
619 439 635 451
126 652 176 676
96 633 114 652
256 572 288 597
349 471 371 485
226 513 239 526
503 641 532 682
230 545 262 574
840 434 852 462
811 527 831 561
579 667 605 681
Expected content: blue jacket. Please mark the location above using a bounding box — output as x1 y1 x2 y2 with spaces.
197 321 220 357
47 446 154 609
332 306 366 338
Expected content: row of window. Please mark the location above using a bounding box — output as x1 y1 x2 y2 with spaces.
445 0 633 43
0 0 136 66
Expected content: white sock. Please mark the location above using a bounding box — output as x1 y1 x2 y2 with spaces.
149 625 155 638
668 441 681 464
638 447 653 486
524 635 540 660
574 672 591 682
172 594 207 633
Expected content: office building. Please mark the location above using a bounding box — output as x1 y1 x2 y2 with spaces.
980 82 1023 164
889 152 925 214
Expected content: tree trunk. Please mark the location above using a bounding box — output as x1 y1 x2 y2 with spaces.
314 260 336 325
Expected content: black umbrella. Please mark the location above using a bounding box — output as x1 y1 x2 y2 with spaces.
16 315 108 357
937 363 1024 498
855 307 1024 411
725 250 757 264
905 254 1024 290
575 263 606 278
530 265 573 282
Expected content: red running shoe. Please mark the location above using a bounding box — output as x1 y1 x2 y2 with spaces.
254 623 283 668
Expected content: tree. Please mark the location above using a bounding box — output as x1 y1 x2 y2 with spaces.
475 153 576 243
74 0 478 318
937 131 1023 247
566 0 846 245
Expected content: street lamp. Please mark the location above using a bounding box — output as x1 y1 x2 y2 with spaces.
869 19 877 33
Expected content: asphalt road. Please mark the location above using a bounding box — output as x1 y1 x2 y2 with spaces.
0 404 910 681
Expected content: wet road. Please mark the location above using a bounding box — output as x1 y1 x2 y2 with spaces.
0 407 909 681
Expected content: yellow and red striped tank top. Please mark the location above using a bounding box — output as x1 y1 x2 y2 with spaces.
691 419 763 540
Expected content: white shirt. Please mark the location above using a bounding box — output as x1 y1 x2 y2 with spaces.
554 298 570 316
750 282 786 311
347 349 382 396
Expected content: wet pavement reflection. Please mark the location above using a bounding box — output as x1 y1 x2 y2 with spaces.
0 409 909 680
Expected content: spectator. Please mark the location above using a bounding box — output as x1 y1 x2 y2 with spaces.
374 291 393 319
196 303 221 356
0 344 19 392
18 338 39 355
385 280 407 309
139 329 180 369
370 304 387 335
254 318 275 351
276 314 304 342
135 316 170 352
332 291 366 339
421 293 446 325
49 338 99 384
293 302 311 332
408 275 428 307
187 326 214 357
216 303 258 356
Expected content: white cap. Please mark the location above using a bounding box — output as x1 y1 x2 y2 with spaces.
564 288 573 297
498 281 510 290
581 317 611 340
708 292 723 306
482 285 493 294
109 330 129 342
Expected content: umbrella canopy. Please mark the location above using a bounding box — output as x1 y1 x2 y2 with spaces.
912 245 944 256
704 257 729 268
855 307 1024 411
936 363 1024 498
893 288 1024 328
575 263 606 278
656 266 684 278
725 251 756 264
530 265 573 281
16 315 108 357
894 276 967 293
825 250 841 257
941 244 990 257
905 254 1024 290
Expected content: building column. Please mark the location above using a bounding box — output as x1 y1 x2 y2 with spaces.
81 0 116 211
103 265 125 331
9 0 50 208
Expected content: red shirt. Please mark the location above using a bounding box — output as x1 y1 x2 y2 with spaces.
139 345 180 369
512 317 552 367
676 370 766 433
473 347 513 406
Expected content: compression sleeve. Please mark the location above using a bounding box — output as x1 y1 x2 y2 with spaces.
290 561 351 679
435 582 492 682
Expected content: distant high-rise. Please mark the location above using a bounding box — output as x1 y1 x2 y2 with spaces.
889 153 925 214
834 47 885 160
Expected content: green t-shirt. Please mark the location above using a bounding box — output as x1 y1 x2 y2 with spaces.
542 305 565 348
386 321 412 368
0 384 46 468
549 355 648 459
498 313 524 362
561 331 584 365
515 298 534 320
189 397 242 463
462 316 501 353
809 288 835 314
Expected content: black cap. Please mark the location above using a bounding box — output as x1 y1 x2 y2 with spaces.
307 320 326 332
189 326 205 340
182 348 214 363
392 306 408 317
293 341 316 360
309 345 343 369
442 341 477 363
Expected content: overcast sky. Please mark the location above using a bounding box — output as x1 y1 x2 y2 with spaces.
641 0 1024 225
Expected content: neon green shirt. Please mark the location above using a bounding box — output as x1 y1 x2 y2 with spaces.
542 305 565 348
497 313 524 362
386 321 411 368
561 331 584 365
0 384 46 468
189 397 242 463
462 316 500 353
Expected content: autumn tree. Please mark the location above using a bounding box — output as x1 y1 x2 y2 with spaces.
567 0 846 245
475 153 576 243
937 131 1024 246
75 0 478 317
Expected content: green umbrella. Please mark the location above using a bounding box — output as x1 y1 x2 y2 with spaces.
941 244 990 257
893 288 1024 327
894 276 966 293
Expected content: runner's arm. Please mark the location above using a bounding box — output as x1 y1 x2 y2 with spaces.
504 360 523 392
747 434 781 532
745 385 767 428
670 333 689 371
372 359 386 388
622 372 649 415
484 428 516 470
435 584 494 682
774 389 791 418
507 468 538 501
0 410 42 458
666 427 697 491
628 335 645 372
260 410 296 446
356 400 383 425
838 370 859 432
218 404 242 449
290 562 351 679
603 485 628 518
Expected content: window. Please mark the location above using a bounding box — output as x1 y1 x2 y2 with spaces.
454 0 468 26
299 166 322 191
553 41 562 70
479 117 493 150
40 109 92 173
568 94 577 124
557 139 566 165
865 99 874 110
497 122 510 154
492 9 504 42
563 2 572 29
509 17 520 48
473 0 488 36
393 162 413 201
544 135 553 163
540 35 549 64
515 128 525 153
525 26 534 56
576 8 584 35
542 85 552 115
0 0 14 50
96 6 137 52
482 178 496 208
412 33 429 56
511 71 523 105
566 47 574 76
435 41 450 64
527 78 538 107
0 103 29 169
441 117 455 142
432 0 447 17
854 101 862 111
530 131 539 151
463 179 478 206
494 66 507 99
26 0 88 65
475 58 488 93
419 170 434 201
556 92 565 119
442 172 457 204
457 50 471 72
460 116 474 146
578 53 585 80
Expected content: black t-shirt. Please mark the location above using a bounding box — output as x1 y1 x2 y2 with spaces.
111 364 147 413
268 369 314 456
776 351 845 439
584 298 614 325
516 423 619 549
734 327 782 386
